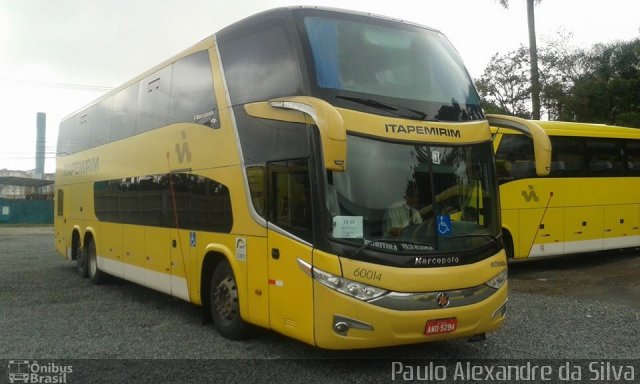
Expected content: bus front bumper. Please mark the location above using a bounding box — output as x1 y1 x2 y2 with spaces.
313 281 508 350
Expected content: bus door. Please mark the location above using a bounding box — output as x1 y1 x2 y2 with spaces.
266 159 315 345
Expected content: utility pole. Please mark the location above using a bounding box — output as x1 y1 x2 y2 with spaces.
35 112 46 180
527 0 541 120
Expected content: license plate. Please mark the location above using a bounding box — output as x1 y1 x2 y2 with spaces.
424 318 457 335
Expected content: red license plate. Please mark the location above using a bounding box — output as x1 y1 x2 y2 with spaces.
424 318 457 335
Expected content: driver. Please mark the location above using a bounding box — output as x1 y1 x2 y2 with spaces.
383 182 423 237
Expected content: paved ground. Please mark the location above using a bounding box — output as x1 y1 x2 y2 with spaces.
509 249 640 308
1 226 638 383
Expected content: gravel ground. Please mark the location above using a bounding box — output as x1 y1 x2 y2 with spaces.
1 226 638 383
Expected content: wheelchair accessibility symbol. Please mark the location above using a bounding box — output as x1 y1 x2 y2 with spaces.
437 215 452 235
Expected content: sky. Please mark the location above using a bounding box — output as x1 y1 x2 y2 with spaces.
1 0 639 173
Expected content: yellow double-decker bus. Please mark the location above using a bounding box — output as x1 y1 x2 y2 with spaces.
493 119 640 260
55 7 550 349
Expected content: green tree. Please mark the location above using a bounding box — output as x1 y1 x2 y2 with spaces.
477 19 640 127
567 38 640 127
537 31 588 120
476 46 531 117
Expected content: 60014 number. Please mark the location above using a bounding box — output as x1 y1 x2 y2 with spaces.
353 268 382 281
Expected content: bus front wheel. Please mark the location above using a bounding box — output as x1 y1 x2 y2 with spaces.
210 260 248 340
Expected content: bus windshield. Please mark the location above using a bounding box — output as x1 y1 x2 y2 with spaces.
326 135 500 255
303 13 482 121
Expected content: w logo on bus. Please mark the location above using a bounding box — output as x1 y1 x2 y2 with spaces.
175 131 192 163
521 185 539 202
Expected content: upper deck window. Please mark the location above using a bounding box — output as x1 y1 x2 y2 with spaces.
57 51 218 155
219 20 301 106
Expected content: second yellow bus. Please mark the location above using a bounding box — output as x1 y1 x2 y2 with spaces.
493 120 640 259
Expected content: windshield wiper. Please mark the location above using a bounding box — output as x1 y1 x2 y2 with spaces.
443 233 501 245
336 95 439 121
352 238 433 258
336 95 398 111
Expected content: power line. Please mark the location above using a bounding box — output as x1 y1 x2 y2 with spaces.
0 78 113 92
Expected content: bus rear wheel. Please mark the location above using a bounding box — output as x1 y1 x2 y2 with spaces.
210 260 248 340
75 240 88 278
86 238 106 284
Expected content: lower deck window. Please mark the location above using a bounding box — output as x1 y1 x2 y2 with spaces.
94 173 232 232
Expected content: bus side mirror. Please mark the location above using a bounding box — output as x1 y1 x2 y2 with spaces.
269 96 346 172
486 114 552 177
244 96 347 171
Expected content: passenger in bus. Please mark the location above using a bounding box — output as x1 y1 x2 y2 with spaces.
383 182 423 237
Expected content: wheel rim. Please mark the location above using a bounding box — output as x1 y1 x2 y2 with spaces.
88 243 97 277
76 243 85 272
214 276 238 324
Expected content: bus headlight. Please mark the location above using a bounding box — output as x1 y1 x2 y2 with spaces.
312 267 388 301
485 269 508 289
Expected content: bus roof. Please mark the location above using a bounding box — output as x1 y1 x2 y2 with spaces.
215 6 442 39
61 6 443 122
494 120 640 140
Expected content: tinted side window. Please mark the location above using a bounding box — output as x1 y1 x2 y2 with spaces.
169 51 219 128
112 84 139 141
626 141 640 176
186 175 232 231
268 159 313 242
74 110 91 153
57 189 64 216
247 166 266 217
138 66 172 133
94 173 232 232
58 96 114 155
585 139 625 175
59 50 221 154
550 136 586 176
57 118 76 155
219 21 301 105
498 135 638 179
495 134 535 183
553 137 632 177
92 97 113 147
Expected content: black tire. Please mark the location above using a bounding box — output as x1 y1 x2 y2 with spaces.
86 238 106 284
503 230 514 259
75 240 88 278
210 260 249 340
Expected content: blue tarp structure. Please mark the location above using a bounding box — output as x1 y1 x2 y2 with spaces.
0 198 53 224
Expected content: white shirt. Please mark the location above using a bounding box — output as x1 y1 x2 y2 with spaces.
383 201 422 236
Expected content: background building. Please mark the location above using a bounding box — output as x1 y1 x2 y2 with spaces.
0 170 54 224
0 169 55 199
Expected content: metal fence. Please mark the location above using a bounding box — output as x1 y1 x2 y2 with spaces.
0 198 53 224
